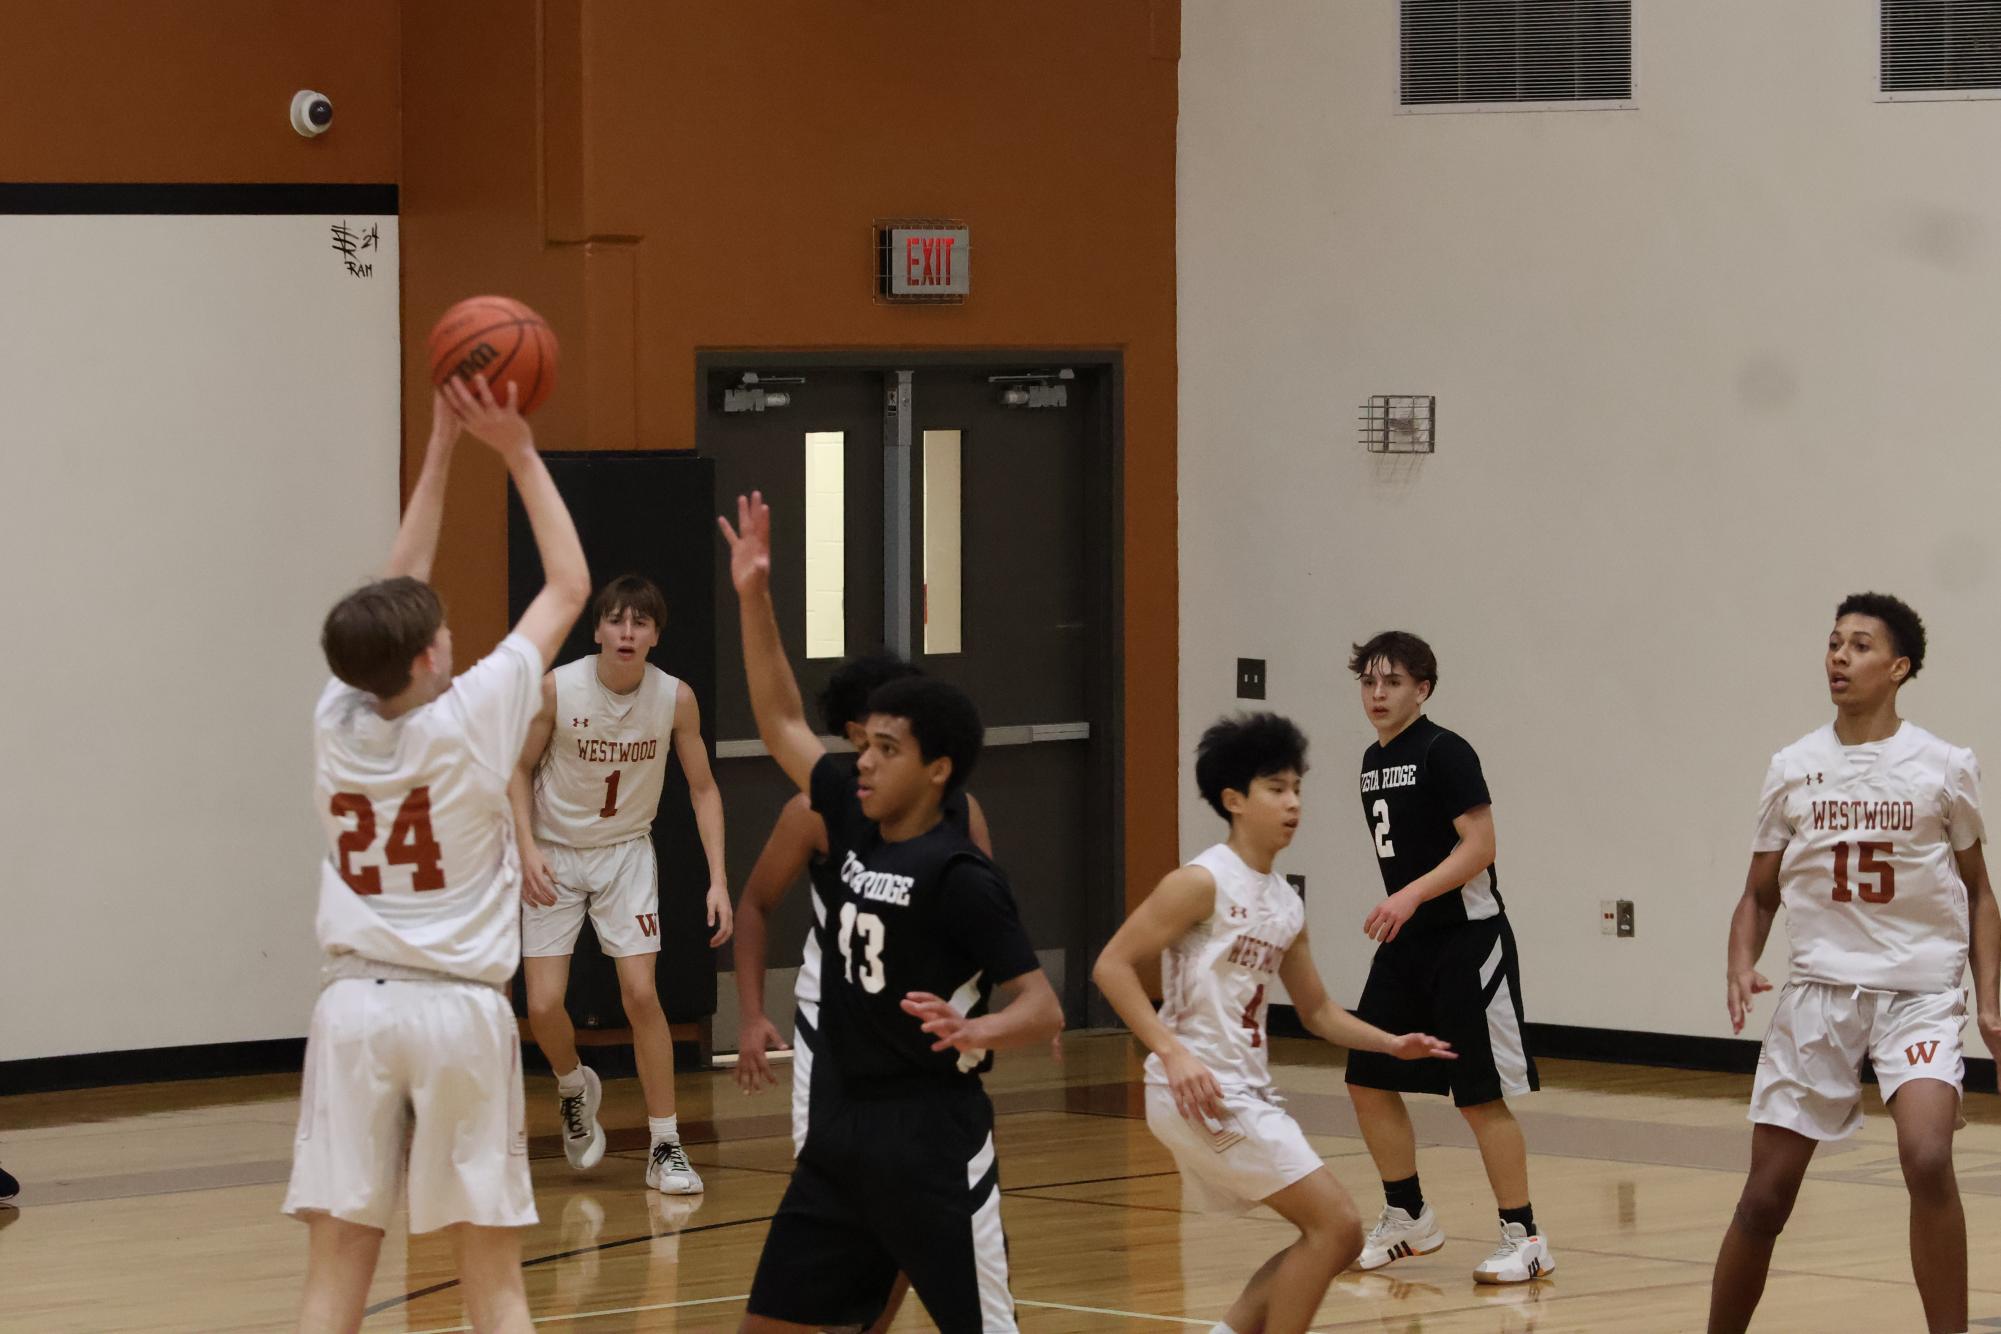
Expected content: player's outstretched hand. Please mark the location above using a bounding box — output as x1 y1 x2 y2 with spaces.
519 843 559 909
442 374 533 458
705 882 734 948
1363 888 1419 945
716 492 773 599
1385 1032 1455 1062
735 1013 790 1094
1160 1046 1227 1124
426 388 463 454
901 991 988 1054
1726 967 1772 1033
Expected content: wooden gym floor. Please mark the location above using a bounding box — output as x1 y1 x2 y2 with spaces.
9 1033 2001 1332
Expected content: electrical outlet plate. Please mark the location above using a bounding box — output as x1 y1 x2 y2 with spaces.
1616 899 1635 938
1285 873 1305 896
1237 657 1266 700
1600 899 1616 936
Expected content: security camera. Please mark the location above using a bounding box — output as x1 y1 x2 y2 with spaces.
290 90 333 138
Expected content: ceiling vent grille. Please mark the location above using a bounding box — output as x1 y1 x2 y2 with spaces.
1882 0 2001 94
1400 0 1633 107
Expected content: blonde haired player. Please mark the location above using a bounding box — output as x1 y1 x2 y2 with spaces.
1709 593 2001 1334
1093 713 1452 1334
284 375 589 1334
510 574 731 1195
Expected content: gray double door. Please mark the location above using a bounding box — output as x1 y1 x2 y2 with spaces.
699 358 1120 1029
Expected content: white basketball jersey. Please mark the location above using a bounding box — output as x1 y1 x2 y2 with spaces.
1754 721 1983 993
533 658 680 849
312 634 542 987
1144 843 1306 1092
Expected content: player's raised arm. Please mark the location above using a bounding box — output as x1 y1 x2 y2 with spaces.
716 491 823 791
509 674 560 908
1725 850 1783 1033
444 375 589 670
1278 926 1453 1061
672 681 732 947
731 794 823 1092
1091 866 1229 1121
379 390 462 581
965 793 994 856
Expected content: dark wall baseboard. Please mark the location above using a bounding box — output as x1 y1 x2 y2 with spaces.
1266 1004 1999 1095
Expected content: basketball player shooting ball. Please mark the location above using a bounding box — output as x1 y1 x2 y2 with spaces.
1708 593 2001 1334
284 375 589 1334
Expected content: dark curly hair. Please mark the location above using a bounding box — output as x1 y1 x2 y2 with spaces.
1195 713 1310 821
1348 630 1438 692
818 652 923 735
1836 592 1927 680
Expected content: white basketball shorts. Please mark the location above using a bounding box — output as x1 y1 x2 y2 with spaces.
1144 1083 1324 1216
522 836 662 958
1750 980 1965 1141
283 977 534 1233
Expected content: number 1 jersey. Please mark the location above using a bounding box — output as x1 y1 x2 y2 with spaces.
807 753 1039 1097
1754 721 1984 993
313 633 542 987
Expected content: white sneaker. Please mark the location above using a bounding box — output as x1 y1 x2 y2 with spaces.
1356 1203 1446 1271
1473 1221 1555 1284
558 1068 606 1170
646 1139 704 1194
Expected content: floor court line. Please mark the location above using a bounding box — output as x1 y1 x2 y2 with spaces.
397 1291 752 1332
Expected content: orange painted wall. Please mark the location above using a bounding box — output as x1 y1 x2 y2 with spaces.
0 0 398 182
402 0 1182 906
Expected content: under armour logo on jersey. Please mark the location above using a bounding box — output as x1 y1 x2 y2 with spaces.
1228 905 1248 920
573 717 590 729
1906 1039 1941 1065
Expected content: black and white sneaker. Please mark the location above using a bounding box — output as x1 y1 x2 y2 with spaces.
558 1069 606 1171
1357 1203 1445 1271
0 1164 17 1206
645 1140 703 1195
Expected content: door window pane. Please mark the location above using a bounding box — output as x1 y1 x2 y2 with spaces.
923 429 962 655
805 431 844 659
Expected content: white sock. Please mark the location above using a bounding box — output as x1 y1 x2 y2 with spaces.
556 1066 586 1095
649 1114 678 1144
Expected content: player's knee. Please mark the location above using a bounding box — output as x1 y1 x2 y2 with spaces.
1457 1097 1511 1127
1732 1183 1795 1239
525 987 567 1025
1898 1136 1956 1200
617 976 666 1022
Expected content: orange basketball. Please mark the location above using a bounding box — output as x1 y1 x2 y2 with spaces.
427 295 558 416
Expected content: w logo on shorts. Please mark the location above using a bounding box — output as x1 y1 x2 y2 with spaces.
1905 1039 1941 1065
635 913 659 937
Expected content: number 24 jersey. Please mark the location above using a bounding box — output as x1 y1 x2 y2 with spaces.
1754 721 1984 994
807 754 1040 1095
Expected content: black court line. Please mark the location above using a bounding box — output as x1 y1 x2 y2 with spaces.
362 1213 775 1316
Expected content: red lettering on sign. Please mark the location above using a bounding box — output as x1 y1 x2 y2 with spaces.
906 237 923 285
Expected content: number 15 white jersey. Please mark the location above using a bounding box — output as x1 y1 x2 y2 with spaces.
1144 843 1305 1093
313 634 542 987
1753 720 1983 994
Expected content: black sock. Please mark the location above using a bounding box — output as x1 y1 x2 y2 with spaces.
1500 1203 1536 1237
1383 1174 1424 1216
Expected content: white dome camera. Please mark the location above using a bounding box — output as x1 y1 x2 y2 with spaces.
290 90 333 138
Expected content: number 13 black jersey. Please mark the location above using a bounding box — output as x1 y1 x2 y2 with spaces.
807 754 1040 1096
1358 716 1502 932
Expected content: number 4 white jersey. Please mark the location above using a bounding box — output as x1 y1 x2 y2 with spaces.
313 634 543 987
1754 721 1984 994
532 658 680 849
1144 843 1305 1092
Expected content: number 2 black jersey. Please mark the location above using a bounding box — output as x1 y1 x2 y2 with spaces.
807 754 1039 1095
1358 716 1502 932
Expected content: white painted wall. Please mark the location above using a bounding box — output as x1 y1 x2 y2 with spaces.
1178 0 2001 1040
0 213 400 1062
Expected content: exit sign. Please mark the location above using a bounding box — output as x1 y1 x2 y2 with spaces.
878 223 970 303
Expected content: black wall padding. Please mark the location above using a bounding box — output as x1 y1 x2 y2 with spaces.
507 451 719 1026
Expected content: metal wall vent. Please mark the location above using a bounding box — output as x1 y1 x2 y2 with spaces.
1400 0 1633 107
1882 0 2001 94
